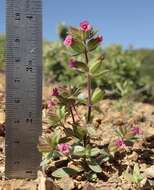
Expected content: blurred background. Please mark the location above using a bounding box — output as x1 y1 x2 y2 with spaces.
0 0 154 102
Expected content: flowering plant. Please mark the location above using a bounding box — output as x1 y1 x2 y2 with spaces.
39 21 143 182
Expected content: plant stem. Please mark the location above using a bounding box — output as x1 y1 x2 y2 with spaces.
72 103 81 120
70 105 75 123
84 46 92 123
87 73 92 123
60 121 65 129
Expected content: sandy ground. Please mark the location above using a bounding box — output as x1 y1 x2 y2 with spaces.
0 72 154 189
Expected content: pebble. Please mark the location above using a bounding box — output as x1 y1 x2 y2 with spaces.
144 165 154 179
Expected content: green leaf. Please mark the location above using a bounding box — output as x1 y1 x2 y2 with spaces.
85 145 92 157
47 150 61 160
90 147 100 157
73 124 87 140
72 145 85 156
87 159 102 173
91 88 104 104
119 126 127 137
48 114 60 125
56 106 66 119
40 158 50 167
69 27 82 40
89 60 102 74
46 131 60 149
127 135 141 142
114 128 123 138
52 167 79 178
98 149 110 163
40 151 61 167
93 70 109 78
85 172 98 182
123 164 143 184
75 61 89 72
82 31 90 41
133 164 143 182
71 40 85 53
100 149 110 157
87 38 99 51
87 127 97 137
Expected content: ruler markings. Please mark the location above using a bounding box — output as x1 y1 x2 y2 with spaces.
5 0 42 179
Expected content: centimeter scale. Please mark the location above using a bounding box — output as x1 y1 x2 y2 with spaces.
5 0 42 179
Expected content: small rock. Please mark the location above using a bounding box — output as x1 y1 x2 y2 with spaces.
56 176 74 190
148 179 154 186
140 177 147 187
127 151 138 161
0 123 5 137
82 183 96 190
45 178 60 190
144 165 154 179
37 171 60 190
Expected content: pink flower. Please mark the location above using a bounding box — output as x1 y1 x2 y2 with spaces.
69 59 77 68
51 88 59 97
80 20 92 32
96 35 103 43
57 143 71 154
115 138 126 148
131 127 141 135
47 100 55 109
64 35 73 47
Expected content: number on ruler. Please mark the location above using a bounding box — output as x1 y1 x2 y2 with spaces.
26 60 33 72
15 13 21 21
15 58 20 63
14 98 21 103
14 78 20 83
14 161 20 165
15 38 20 43
14 140 20 144
14 120 20 124
26 15 33 20
26 112 33 123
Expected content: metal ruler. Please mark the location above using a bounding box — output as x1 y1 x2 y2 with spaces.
5 0 42 179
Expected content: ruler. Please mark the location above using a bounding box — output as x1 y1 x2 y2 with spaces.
5 0 42 179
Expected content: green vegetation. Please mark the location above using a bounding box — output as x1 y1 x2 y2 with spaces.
39 21 143 182
0 34 5 70
1 30 154 101
43 40 154 101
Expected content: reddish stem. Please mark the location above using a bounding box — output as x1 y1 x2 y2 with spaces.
84 46 92 123
70 106 75 123
72 103 81 120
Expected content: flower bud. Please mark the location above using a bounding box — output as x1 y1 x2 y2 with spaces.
57 143 71 154
64 35 73 47
80 20 92 32
131 127 141 135
47 100 55 109
115 138 126 148
69 59 77 68
96 35 103 43
51 88 59 97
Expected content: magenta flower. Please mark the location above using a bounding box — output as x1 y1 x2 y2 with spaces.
47 100 55 109
96 35 103 43
51 88 59 97
80 20 92 32
64 35 73 47
57 143 71 154
115 138 126 148
131 127 141 135
69 59 77 68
